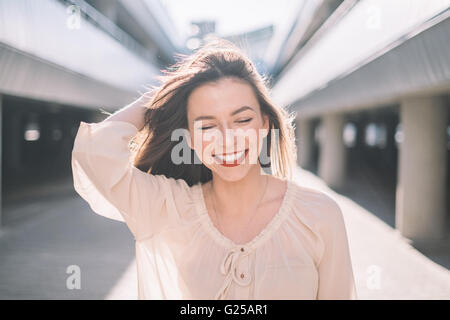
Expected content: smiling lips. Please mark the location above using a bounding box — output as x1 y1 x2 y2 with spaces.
213 149 249 167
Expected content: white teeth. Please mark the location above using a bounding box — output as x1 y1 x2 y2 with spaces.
215 150 245 162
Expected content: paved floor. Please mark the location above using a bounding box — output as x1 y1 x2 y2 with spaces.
292 167 450 299
0 167 449 299
0 184 136 299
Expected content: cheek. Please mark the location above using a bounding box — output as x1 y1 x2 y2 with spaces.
234 126 265 165
202 139 214 156
190 130 217 166
201 139 219 167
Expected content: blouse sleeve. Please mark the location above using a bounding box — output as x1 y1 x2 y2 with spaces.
71 120 174 241
316 196 357 300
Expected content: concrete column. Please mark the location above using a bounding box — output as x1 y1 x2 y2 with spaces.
295 117 314 169
396 96 448 244
318 112 347 189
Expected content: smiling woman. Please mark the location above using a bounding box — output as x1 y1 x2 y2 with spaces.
132 41 296 186
71 38 357 300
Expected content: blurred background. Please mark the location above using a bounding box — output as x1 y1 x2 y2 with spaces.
0 0 449 299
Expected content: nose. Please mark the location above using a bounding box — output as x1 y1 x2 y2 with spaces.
216 126 248 155
224 126 236 145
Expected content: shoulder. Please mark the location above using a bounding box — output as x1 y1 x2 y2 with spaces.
149 173 194 197
288 180 344 230
284 180 348 265
149 173 200 216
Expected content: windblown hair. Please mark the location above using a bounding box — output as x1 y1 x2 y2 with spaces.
132 38 297 186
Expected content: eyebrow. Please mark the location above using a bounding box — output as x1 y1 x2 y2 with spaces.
193 105 255 122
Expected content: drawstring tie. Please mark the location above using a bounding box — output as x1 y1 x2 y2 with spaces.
215 245 252 299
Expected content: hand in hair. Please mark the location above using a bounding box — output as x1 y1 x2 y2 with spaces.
104 93 151 131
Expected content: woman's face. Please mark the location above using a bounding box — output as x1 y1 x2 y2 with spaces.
186 77 269 182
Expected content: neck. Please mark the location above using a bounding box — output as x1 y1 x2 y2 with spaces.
210 165 269 218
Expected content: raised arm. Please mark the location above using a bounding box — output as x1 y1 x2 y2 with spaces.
71 95 172 241
103 93 150 130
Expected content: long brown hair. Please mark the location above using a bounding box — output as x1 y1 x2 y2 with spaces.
132 38 297 187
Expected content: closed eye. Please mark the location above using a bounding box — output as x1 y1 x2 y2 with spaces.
200 118 252 130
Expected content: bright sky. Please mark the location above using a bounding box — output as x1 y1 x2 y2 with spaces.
159 0 302 40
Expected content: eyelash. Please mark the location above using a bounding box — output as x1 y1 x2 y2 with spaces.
200 118 252 130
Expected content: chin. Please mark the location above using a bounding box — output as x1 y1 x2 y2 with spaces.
211 164 254 182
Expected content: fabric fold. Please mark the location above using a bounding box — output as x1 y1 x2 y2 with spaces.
287 184 357 299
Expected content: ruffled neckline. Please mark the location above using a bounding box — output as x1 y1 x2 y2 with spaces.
192 178 295 251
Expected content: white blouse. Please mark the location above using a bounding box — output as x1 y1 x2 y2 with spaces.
71 119 357 300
